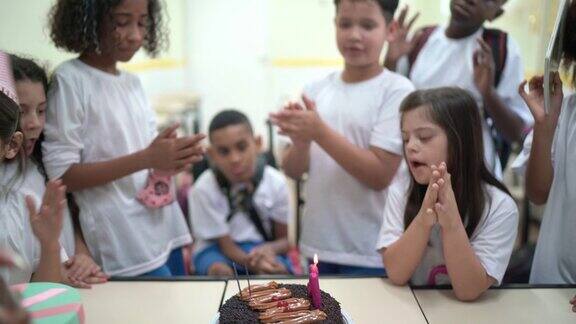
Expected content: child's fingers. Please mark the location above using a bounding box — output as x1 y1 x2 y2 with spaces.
157 124 180 139
83 276 107 285
397 5 408 25
407 11 420 30
528 76 544 92
518 80 528 99
301 95 316 111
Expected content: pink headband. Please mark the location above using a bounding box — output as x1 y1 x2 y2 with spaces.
0 52 19 105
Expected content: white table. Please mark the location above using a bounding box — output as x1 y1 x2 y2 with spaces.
80 280 226 324
414 287 576 324
222 277 427 323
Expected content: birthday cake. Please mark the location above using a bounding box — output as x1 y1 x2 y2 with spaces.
11 282 84 324
219 281 344 324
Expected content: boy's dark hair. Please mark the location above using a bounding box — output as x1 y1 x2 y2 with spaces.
334 0 399 22
400 87 511 238
10 54 49 178
48 0 167 57
208 110 254 140
564 0 576 86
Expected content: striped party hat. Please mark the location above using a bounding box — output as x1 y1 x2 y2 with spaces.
0 51 18 105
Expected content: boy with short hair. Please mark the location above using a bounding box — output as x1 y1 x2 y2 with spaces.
271 0 414 274
385 0 532 175
190 110 291 275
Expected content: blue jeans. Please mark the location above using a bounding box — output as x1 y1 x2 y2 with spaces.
313 260 386 276
194 241 292 275
140 248 186 277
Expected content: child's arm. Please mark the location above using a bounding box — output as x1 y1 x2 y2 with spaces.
61 125 204 191
28 181 66 283
474 39 528 143
281 142 311 180
435 170 494 301
518 74 564 204
383 166 441 285
271 97 402 190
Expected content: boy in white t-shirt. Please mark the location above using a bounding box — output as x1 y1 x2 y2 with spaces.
385 0 532 176
513 1 576 286
271 0 414 274
190 110 291 276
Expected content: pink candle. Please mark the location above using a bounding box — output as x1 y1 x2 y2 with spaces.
307 254 322 309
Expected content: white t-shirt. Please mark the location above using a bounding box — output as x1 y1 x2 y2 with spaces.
0 163 68 285
189 166 290 254
42 59 192 276
299 69 414 268
376 176 518 285
409 26 533 176
513 94 576 284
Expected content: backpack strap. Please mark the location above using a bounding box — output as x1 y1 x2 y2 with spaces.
482 28 508 87
214 156 272 241
408 25 438 73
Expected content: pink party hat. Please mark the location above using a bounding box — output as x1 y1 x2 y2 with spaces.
0 52 19 104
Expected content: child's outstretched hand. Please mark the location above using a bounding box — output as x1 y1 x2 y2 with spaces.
473 39 496 97
416 164 442 228
387 5 420 64
269 95 324 144
570 295 576 312
26 180 66 246
518 73 564 134
145 124 205 173
433 163 461 231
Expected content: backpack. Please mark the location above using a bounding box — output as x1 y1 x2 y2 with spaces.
204 155 275 242
408 25 512 169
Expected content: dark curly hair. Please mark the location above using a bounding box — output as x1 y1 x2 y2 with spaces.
564 0 576 86
48 0 167 57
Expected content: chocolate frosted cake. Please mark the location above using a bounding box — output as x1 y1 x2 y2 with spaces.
219 281 345 323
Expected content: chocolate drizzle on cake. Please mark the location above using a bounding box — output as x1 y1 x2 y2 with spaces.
219 283 344 324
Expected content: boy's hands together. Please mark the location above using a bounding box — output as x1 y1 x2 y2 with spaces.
246 244 288 275
270 95 324 145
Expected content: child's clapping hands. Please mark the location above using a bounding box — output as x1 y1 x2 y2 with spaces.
270 95 325 145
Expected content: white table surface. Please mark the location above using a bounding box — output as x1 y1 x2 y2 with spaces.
414 287 576 324
80 281 226 324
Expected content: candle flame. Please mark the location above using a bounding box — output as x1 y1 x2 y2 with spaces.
314 254 318 265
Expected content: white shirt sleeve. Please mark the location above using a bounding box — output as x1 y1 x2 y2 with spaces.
189 179 230 240
42 74 86 180
496 37 533 126
369 77 414 155
375 175 410 250
470 188 519 285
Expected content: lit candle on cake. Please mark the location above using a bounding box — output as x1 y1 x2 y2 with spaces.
307 254 322 309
